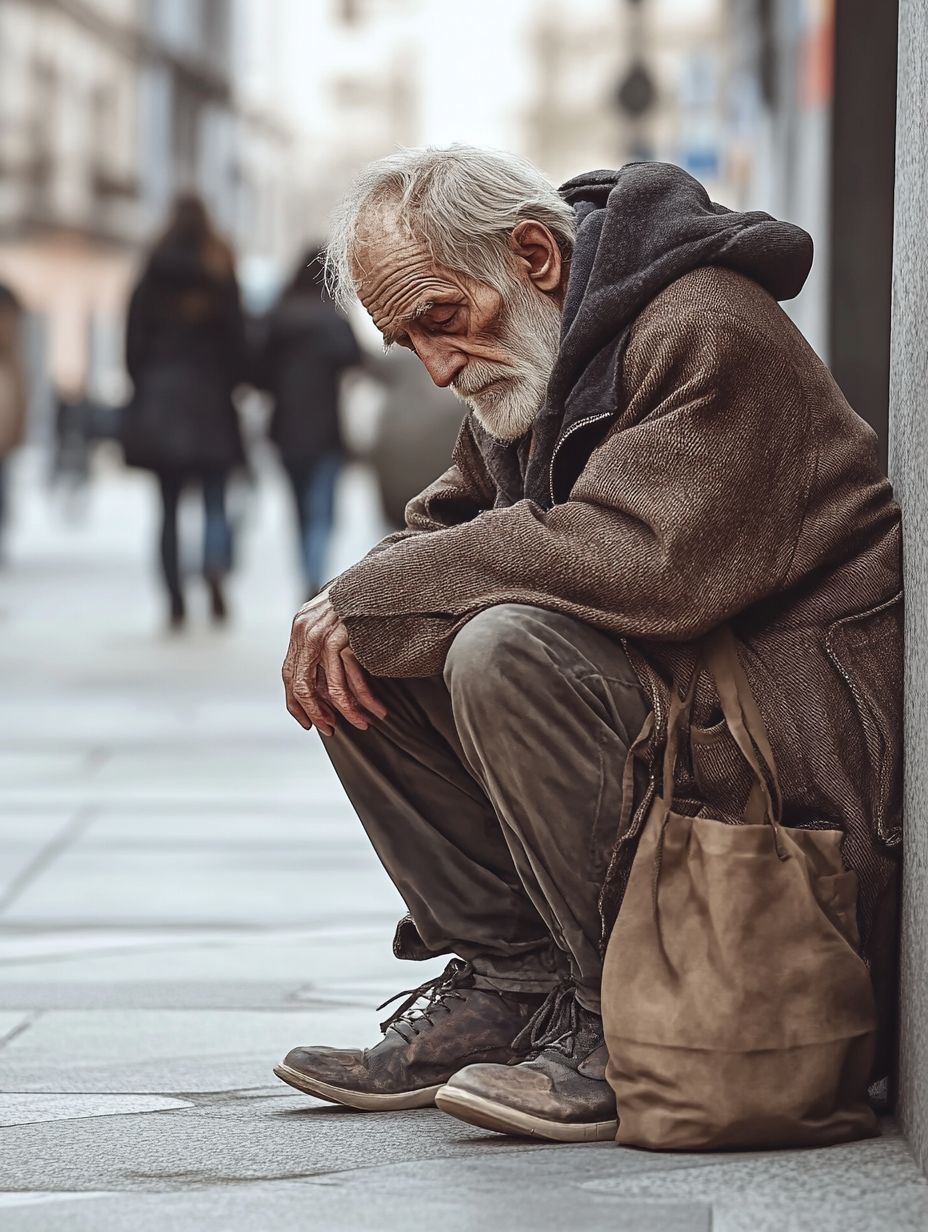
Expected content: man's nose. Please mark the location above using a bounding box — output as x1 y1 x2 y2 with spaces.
414 338 467 388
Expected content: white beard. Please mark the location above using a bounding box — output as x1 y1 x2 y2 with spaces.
449 281 563 442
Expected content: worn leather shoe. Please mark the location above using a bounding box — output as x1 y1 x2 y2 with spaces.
273 959 543 1111
435 983 618 1141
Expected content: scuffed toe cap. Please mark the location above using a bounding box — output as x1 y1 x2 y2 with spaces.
282 1045 369 1086
446 1061 554 1101
446 1057 616 1125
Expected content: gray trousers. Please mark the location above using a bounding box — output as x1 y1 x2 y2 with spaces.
324 604 651 1013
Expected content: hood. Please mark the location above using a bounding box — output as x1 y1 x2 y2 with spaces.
521 161 814 507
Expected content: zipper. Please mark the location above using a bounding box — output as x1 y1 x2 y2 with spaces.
548 410 614 505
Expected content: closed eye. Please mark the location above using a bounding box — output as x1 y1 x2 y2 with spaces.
422 307 459 331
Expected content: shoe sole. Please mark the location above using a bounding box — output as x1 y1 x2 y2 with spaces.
434 1084 618 1142
273 1064 442 1111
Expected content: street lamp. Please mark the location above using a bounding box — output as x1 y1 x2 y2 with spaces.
614 0 657 162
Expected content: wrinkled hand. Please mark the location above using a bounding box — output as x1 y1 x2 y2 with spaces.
281 590 387 736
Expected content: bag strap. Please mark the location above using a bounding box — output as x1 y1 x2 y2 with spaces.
651 626 789 933
660 667 699 812
702 626 784 840
658 625 786 848
651 666 701 925
617 711 655 838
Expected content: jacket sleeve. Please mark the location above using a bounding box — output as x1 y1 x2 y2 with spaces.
330 304 817 676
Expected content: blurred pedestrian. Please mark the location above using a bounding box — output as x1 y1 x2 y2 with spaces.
0 283 27 552
371 347 465 528
123 196 246 628
255 248 360 600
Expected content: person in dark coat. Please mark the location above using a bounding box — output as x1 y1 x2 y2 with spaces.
370 347 465 529
123 195 246 626
256 248 361 599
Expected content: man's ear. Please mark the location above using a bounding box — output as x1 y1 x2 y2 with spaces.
509 221 564 295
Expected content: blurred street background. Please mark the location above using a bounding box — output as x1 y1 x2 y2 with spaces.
0 2 918 1229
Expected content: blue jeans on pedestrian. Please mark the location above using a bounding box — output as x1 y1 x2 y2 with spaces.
285 451 341 598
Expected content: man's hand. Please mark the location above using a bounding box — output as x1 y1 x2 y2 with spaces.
282 590 387 736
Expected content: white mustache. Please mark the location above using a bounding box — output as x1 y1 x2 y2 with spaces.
451 361 514 398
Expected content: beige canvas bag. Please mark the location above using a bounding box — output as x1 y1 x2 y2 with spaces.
602 625 878 1150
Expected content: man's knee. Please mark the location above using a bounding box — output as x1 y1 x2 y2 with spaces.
443 603 568 704
444 603 645 717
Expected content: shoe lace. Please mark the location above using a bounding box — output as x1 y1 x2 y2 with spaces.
376 958 475 1040
510 980 584 1061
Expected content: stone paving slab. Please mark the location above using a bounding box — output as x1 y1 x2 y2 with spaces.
0 1011 30 1040
0 1184 712 1232
0 928 414 986
0 1093 194 1126
0 978 401 1010
1 845 399 926
0 1100 549 1190
2 1007 382 1067
2 1127 926 1232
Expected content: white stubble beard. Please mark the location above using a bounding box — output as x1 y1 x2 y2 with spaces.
449 280 563 443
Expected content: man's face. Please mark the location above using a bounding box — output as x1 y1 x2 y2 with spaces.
352 214 564 441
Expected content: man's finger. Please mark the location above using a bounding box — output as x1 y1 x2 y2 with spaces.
320 630 373 729
292 687 335 737
292 663 342 736
285 695 313 731
314 666 339 731
282 656 313 729
341 647 388 720
280 592 354 735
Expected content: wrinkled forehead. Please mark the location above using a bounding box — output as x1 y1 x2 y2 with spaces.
349 205 469 340
351 201 409 265
350 203 425 287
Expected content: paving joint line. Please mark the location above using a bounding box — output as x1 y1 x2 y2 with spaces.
0 807 96 917
0 1009 42 1050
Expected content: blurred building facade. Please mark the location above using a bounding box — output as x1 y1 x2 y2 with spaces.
0 0 313 416
723 0 834 358
523 0 894 449
290 0 734 233
723 0 896 460
525 0 729 191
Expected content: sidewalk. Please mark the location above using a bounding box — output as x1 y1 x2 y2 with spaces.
0 450 926 1231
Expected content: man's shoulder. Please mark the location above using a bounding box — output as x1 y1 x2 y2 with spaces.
609 261 864 473
624 265 822 390
634 266 787 337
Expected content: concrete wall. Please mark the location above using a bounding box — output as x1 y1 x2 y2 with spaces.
889 0 928 1179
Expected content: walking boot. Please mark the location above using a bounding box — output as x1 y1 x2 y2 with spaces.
206 575 227 623
168 589 185 630
435 982 618 1142
273 959 545 1111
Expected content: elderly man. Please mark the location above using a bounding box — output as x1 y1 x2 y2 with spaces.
274 147 901 1142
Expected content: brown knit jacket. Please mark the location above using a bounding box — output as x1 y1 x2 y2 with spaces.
331 267 902 1058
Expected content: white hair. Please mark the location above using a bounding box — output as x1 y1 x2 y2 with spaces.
325 144 576 309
